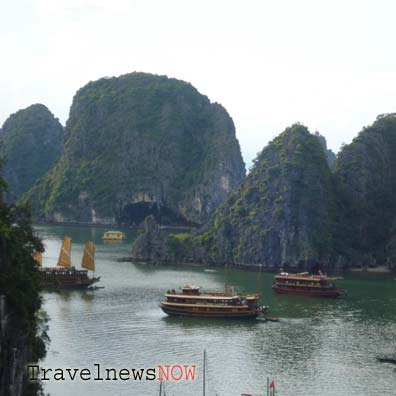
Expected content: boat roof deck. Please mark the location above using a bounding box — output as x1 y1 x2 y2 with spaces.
165 293 259 300
274 275 337 282
104 230 124 234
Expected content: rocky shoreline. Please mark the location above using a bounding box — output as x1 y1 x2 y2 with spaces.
119 255 395 274
349 265 393 274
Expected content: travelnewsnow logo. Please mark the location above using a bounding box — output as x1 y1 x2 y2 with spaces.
157 365 197 381
27 363 197 382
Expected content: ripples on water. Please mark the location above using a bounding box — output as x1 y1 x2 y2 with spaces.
36 225 396 396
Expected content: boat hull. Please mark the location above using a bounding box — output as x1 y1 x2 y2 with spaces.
160 303 259 318
39 269 100 289
272 285 345 298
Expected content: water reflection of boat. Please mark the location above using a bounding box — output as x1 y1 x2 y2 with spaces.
103 238 125 245
272 271 346 298
35 236 100 289
161 285 268 318
242 378 276 396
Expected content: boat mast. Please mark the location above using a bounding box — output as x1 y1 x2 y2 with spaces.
158 379 162 396
203 349 206 396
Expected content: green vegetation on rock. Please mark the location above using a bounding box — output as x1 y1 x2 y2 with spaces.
132 124 352 270
0 170 48 395
133 115 396 270
0 104 63 202
337 113 396 267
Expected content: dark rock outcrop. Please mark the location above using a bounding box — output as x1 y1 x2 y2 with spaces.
131 215 168 262
0 104 63 202
25 73 245 225
314 131 337 171
131 215 210 264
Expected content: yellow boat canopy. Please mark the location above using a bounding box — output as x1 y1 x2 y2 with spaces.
81 241 95 271
57 236 72 268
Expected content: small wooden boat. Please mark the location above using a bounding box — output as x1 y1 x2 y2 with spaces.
272 271 346 298
161 285 268 318
102 230 126 240
35 236 100 289
376 354 396 364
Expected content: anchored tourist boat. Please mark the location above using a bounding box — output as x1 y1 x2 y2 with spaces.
35 236 100 289
272 271 346 298
102 230 126 240
161 285 268 318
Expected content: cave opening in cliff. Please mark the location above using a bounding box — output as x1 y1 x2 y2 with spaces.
119 202 194 226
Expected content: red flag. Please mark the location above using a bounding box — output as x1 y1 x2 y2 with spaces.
269 380 275 396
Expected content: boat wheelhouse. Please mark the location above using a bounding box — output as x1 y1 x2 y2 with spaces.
161 285 266 318
35 236 100 289
272 272 346 298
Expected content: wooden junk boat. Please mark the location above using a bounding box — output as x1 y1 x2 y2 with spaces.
161 285 268 318
272 271 346 298
35 236 100 289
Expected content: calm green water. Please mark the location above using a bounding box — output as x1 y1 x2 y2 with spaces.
36 225 396 396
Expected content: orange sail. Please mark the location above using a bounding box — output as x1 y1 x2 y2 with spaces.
57 236 72 268
34 251 42 267
81 241 95 271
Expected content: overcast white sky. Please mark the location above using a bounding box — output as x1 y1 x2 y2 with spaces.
1 0 396 167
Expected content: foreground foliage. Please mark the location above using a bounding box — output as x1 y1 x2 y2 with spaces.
0 171 47 395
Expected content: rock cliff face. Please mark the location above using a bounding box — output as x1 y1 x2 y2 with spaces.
0 104 63 202
0 292 30 396
132 124 350 270
337 113 396 267
0 176 46 395
314 131 337 171
26 73 245 225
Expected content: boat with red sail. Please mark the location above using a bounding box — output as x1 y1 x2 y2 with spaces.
272 271 346 298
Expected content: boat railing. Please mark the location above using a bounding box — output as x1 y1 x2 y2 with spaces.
206 292 234 297
41 267 89 275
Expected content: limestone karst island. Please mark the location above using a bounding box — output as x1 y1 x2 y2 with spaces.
1 71 396 396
